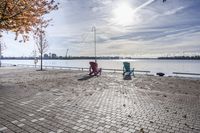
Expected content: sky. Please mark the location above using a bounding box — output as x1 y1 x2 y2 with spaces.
1 0 200 57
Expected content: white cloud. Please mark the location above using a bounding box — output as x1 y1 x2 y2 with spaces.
164 7 185 15
2 0 200 57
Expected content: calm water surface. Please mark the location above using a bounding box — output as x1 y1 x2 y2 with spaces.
2 59 200 76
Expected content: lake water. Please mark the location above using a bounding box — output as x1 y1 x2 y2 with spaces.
1 59 200 77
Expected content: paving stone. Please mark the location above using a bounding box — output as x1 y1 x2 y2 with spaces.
31 119 38 122
17 123 25 127
72 126 79 130
0 70 199 133
57 129 64 133
0 127 7 131
11 120 18 124
38 118 45 121
78 128 85 132
19 119 26 122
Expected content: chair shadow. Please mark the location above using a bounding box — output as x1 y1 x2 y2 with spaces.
78 75 94 81
123 75 132 80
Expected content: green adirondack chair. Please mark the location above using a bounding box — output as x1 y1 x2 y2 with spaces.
123 62 134 76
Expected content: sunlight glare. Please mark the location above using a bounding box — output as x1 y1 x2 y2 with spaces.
112 2 135 26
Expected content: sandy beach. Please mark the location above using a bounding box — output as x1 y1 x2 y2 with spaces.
0 67 200 133
1 67 200 97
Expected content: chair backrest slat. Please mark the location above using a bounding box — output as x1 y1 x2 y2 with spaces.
90 62 98 71
123 62 130 72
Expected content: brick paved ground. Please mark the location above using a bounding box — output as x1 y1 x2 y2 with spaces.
0 68 200 133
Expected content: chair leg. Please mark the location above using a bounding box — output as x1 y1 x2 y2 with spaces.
133 72 135 77
129 72 132 76
89 71 94 75
96 69 101 76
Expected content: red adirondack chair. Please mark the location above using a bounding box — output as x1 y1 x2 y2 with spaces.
89 62 102 76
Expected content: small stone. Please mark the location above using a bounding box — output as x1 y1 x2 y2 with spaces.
174 111 177 114
128 115 131 118
123 104 126 107
140 128 144 133
183 114 187 118
150 121 153 123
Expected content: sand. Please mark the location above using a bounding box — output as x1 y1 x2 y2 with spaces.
0 67 200 98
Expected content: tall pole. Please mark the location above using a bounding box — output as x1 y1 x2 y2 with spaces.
92 26 97 63
66 49 69 59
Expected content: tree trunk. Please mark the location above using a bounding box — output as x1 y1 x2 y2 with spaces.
0 42 1 67
40 31 43 71
41 52 42 70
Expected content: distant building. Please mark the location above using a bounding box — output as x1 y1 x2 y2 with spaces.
49 53 52 58
59 56 63 59
52 53 57 59
44 54 49 59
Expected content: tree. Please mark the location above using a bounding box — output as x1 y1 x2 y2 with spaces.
0 38 6 67
0 0 58 41
34 21 48 71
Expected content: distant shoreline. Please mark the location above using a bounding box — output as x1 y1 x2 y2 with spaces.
1 55 200 60
1 58 200 60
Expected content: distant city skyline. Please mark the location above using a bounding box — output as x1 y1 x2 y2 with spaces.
1 0 200 57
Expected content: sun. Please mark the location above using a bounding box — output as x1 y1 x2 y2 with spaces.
112 2 135 26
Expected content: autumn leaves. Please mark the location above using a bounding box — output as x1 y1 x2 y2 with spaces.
0 0 59 41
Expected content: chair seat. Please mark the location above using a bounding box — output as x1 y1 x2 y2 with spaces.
89 62 102 76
